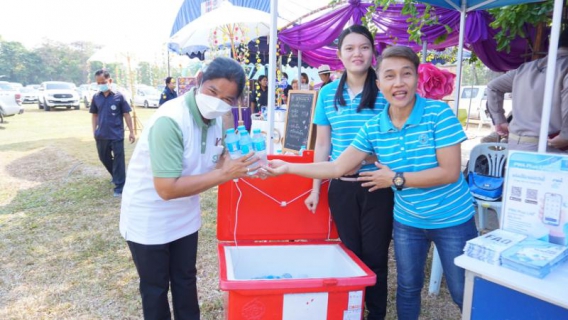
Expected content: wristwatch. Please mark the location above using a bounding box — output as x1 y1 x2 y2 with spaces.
393 172 405 191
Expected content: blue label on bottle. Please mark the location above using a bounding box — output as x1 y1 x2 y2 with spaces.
253 141 266 151
241 144 251 154
227 142 239 153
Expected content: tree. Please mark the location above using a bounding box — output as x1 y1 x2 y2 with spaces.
0 40 28 83
488 2 555 53
366 0 556 52
138 62 153 86
0 34 179 88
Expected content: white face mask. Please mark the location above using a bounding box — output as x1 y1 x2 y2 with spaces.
195 91 233 119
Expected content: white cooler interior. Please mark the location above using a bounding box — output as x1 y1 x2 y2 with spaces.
224 244 366 280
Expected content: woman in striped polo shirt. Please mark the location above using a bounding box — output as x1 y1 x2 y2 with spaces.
306 25 394 320
267 46 477 320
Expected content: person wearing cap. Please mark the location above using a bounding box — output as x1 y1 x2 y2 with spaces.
318 64 333 88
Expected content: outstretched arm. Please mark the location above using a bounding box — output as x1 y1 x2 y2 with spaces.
267 146 366 179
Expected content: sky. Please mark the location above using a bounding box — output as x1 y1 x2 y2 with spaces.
0 0 331 66
0 0 185 50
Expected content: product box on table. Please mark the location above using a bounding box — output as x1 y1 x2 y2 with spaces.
501 238 568 278
217 152 376 320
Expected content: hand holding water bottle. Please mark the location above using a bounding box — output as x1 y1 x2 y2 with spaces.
219 151 259 180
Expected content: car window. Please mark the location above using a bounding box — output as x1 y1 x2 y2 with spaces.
141 87 159 95
0 83 13 90
461 88 479 99
46 83 75 90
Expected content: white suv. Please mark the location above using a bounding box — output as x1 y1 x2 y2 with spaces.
0 81 23 122
458 85 512 120
38 81 81 111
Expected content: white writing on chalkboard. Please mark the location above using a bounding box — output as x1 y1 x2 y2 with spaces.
283 91 317 153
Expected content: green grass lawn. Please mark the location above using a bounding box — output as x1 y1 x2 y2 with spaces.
0 102 460 319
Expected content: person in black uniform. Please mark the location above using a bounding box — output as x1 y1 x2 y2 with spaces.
250 75 268 114
159 76 178 106
90 69 136 197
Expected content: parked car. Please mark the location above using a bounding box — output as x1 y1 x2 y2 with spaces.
0 81 23 122
8 82 23 91
78 84 95 107
38 81 81 111
82 83 133 108
112 84 132 105
458 85 512 120
132 86 160 108
20 87 39 103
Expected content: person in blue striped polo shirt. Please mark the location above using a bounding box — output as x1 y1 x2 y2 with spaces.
306 25 394 320
266 46 477 320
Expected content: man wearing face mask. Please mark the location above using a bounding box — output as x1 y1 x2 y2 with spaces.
90 69 135 197
120 57 258 320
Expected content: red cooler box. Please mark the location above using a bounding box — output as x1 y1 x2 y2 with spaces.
217 152 376 320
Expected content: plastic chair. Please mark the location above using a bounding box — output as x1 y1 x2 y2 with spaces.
468 142 508 231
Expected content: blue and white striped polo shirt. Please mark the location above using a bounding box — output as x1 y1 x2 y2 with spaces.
351 95 475 229
313 80 387 172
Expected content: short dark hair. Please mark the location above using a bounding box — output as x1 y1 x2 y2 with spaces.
94 69 110 79
165 76 173 85
559 28 568 48
282 72 289 79
376 46 420 73
201 57 246 98
258 75 267 82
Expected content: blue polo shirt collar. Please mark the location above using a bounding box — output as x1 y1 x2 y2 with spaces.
379 94 425 132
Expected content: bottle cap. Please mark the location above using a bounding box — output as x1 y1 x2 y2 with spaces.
253 128 261 134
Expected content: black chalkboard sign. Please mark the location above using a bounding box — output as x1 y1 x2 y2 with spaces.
283 90 317 153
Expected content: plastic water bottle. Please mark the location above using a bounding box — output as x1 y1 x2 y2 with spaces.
260 106 267 119
299 145 306 156
239 130 257 175
252 129 268 167
225 128 241 159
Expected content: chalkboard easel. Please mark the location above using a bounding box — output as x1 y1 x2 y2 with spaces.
283 90 317 154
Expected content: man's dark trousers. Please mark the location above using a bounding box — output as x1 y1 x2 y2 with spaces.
96 139 125 192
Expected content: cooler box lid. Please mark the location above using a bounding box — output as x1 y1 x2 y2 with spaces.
217 151 339 242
